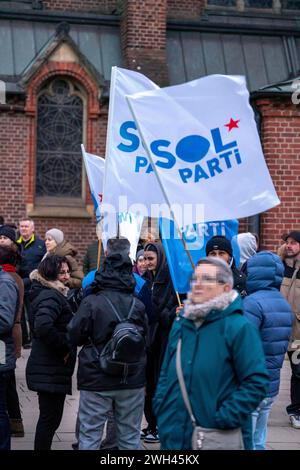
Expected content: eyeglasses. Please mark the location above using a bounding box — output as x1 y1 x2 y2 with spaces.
191 275 225 286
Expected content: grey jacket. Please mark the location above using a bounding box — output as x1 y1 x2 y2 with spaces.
0 268 18 372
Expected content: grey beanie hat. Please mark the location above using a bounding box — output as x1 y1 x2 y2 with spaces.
46 228 64 245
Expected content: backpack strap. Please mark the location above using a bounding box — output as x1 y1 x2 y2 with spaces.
127 298 136 320
101 294 136 322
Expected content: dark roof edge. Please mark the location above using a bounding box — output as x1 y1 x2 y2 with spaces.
0 8 120 26
167 18 300 36
251 90 292 99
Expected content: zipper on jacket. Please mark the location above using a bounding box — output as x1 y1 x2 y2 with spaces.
121 363 129 384
113 327 136 338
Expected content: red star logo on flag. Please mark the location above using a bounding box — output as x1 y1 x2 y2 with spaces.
225 118 240 131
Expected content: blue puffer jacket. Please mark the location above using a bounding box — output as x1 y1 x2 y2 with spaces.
243 251 293 398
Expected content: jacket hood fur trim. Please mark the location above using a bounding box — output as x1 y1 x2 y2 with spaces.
30 269 69 297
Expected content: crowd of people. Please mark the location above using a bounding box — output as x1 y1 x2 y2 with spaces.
0 216 300 451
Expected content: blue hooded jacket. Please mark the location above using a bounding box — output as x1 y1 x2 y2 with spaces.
243 251 293 398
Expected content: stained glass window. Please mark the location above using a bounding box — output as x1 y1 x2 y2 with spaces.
36 78 84 199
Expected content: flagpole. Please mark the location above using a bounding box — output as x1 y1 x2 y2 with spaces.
100 66 118 246
175 291 181 307
96 224 102 271
127 98 195 271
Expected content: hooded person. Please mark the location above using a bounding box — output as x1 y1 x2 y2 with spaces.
206 235 247 297
44 229 83 288
237 232 258 269
141 242 178 443
243 251 293 449
67 237 148 450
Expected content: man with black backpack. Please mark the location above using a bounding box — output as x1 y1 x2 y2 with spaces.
67 238 148 450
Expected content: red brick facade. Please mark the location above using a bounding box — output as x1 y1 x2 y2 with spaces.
0 0 298 263
121 0 168 86
43 0 118 13
257 97 300 251
167 0 206 19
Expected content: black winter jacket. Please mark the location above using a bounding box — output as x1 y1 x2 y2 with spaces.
25 272 76 395
67 253 148 391
232 260 247 297
0 269 18 373
143 243 178 383
18 235 46 282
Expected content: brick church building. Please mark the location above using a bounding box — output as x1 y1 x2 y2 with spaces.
0 0 299 259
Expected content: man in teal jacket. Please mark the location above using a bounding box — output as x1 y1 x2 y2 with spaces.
154 257 269 450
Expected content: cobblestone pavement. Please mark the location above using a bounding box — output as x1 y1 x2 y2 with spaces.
11 351 300 450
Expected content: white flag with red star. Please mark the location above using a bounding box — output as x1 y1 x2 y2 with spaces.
127 74 280 223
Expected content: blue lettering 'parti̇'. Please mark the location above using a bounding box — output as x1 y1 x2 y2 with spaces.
117 121 242 182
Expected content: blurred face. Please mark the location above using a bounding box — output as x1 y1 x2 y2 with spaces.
57 262 70 284
45 235 57 253
208 249 231 264
19 220 34 241
137 256 147 274
285 237 300 258
0 235 13 248
191 264 230 304
144 251 158 271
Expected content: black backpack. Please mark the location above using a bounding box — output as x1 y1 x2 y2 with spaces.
94 295 146 379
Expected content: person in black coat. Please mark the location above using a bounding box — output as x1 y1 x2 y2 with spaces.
17 219 46 347
141 242 178 443
67 237 148 450
25 255 76 450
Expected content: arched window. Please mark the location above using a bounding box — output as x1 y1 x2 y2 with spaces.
36 77 86 203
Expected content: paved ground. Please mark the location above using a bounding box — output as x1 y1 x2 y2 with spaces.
11 350 300 450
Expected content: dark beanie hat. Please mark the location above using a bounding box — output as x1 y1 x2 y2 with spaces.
205 235 233 257
282 231 300 244
0 225 17 245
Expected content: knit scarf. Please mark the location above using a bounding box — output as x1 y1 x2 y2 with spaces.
0 263 16 273
183 290 238 327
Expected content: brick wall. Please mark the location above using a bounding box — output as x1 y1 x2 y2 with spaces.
0 106 108 263
256 97 300 253
0 110 30 225
120 0 169 86
43 0 118 13
32 218 97 265
167 0 206 19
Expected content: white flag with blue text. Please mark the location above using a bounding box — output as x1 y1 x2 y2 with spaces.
102 67 164 215
82 145 105 223
82 145 143 259
82 145 117 247
127 74 280 223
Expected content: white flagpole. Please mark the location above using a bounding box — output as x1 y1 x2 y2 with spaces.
102 66 117 209
98 66 118 243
